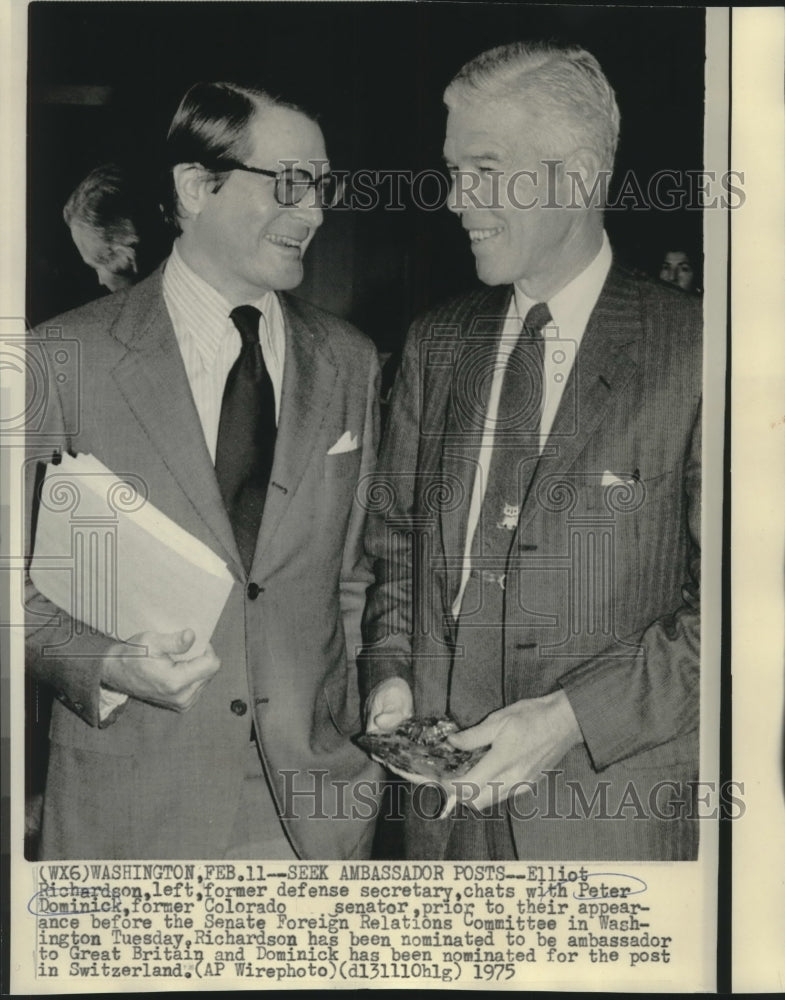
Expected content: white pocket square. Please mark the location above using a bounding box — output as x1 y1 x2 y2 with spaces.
327 431 359 455
601 470 637 487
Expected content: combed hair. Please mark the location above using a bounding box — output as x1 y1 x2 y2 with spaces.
163 81 307 233
445 41 620 174
63 163 139 252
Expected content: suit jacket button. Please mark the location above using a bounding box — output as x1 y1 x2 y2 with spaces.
230 699 248 716
246 582 262 600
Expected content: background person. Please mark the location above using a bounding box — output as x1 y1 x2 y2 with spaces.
658 247 701 293
63 162 167 293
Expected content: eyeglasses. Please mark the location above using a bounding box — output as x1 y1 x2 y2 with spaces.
205 158 343 209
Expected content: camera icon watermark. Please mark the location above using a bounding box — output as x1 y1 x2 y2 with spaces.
0 318 81 440
419 316 578 442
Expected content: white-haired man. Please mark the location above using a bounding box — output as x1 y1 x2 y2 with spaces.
361 41 701 861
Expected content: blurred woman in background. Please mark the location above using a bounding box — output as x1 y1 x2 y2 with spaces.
658 247 701 293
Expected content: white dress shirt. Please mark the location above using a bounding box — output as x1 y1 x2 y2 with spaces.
452 232 612 616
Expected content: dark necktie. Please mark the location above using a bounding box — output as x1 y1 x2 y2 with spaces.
214 305 277 573
448 302 552 727
472 301 552 571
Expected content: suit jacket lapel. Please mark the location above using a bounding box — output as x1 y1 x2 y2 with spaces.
108 269 244 576
251 293 337 567
439 284 513 607
517 265 642 534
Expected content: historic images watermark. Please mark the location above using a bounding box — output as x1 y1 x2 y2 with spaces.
274 770 744 823
270 159 745 213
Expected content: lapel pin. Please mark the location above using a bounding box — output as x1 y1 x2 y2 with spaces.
497 502 520 530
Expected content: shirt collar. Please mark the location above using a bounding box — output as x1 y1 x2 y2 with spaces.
513 231 612 335
163 241 280 370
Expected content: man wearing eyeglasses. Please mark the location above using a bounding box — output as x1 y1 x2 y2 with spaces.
26 81 383 859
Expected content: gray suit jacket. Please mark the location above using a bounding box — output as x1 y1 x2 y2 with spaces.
26 265 384 859
360 265 702 860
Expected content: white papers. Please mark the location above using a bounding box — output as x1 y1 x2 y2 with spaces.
30 453 234 658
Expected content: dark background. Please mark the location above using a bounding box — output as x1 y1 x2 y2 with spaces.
28 1 705 341
25 1 706 859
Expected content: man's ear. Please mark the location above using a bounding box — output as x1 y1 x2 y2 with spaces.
172 163 216 220
562 146 607 207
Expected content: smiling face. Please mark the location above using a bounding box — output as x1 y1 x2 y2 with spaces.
177 105 327 303
443 96 601 299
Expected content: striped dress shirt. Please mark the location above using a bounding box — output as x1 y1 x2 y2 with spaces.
99 244 286 718
162 241 286 459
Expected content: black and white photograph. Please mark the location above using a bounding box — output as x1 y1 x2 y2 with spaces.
3 1 784 993
23 0 710 861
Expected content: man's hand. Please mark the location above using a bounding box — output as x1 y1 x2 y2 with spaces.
364 676 413 733
364 677 431 784
100 628 221 712
442 690 583 816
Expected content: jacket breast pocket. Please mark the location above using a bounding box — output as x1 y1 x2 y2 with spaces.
641 468 678 504
578 468 678 513
323 448 362 480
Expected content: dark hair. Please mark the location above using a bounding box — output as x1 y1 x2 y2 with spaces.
162 81 307 234
657 245 703 293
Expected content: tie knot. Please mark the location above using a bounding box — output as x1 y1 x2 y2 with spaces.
522 302 551 336
230 305 262 347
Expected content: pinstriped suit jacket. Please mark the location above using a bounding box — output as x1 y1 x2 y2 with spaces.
360 264 702 860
